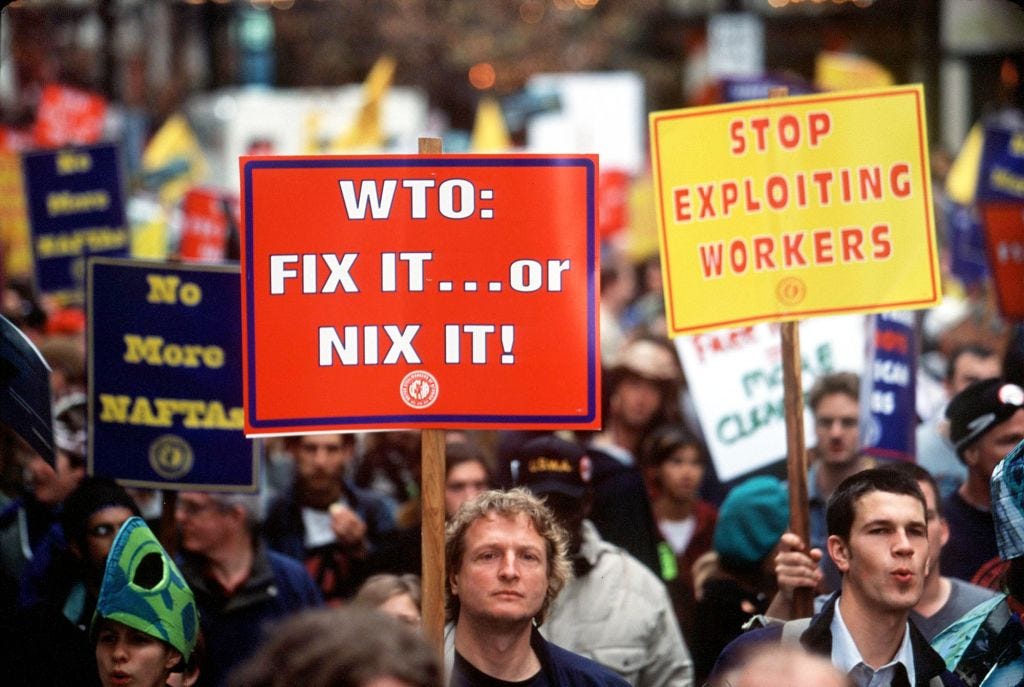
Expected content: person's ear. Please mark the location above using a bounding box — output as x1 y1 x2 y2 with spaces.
939 517 950 549
165 648 183 671
448 569 459 597
963 445 979 468
827 534 851 573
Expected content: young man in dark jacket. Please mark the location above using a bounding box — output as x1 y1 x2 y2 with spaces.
710 468 961 687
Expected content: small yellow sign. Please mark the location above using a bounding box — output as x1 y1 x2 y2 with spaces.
649 85 940 335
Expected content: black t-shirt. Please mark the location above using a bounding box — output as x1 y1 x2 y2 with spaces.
451 649 550 687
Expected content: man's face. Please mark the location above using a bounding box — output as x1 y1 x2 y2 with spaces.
292 434 352 502
656 445 705 504
964 409 1024 481
83 506 135 581
947 353 1001 396
610 374 663 431
917 480 948 579
450 511 549 630
25 450 85 507
812 392 860 466
829 490 929 616
174 492 233 556
444 461 489 519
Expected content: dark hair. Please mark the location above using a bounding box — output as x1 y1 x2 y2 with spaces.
807 372 860 413
877 461 942 518
60 476 140 547
946 343 998 383
639 423 708 469
285 433 357 450
445 440 493 483
825 468 927 540
228 607 441 687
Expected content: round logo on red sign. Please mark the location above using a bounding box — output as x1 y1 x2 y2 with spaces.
400 371 439 409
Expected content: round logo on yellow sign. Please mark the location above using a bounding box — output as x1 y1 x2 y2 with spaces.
149 434 194 479
776 276 807 306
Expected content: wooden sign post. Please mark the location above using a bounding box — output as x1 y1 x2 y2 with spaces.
418 136 447 652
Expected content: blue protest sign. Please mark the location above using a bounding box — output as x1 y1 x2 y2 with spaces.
22 144 129 303
87 258 258 490
860 311 917 461
0 315 53 464
975 124 1024 203
946 200 990 287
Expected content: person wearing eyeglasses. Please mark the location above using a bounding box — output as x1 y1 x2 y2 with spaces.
3 476 140 687
940 378 1024 584
805 372 878 594
174 491 322 687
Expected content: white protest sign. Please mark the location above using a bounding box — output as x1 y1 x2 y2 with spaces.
677 314 865 482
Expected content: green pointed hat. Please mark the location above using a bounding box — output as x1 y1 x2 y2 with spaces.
92 516 199 661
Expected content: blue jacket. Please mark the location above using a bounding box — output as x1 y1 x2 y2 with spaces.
445 624 630 686
178 539 322 687
262 479 396 600
710 593 963 687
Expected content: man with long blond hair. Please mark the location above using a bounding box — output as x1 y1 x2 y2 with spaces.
443 489 627 686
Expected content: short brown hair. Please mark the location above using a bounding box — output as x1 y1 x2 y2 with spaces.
807 371 860 413
444 488 570 626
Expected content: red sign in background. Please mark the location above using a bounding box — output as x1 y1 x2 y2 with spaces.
981 203 1024 320
241 155 600 434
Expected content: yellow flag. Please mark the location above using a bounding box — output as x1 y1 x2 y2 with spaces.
945 123 984 205
815 51 894 92
142 114 209 206
471 97 511 152
331 55 396 151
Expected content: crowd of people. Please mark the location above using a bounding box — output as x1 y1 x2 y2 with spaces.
2 240 1024 687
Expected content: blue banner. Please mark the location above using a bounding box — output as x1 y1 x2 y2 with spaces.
721 74 816 103
975 124 1024 203
945 200 990 287
22 144 129 303
860 312 917 461
87 258 258 490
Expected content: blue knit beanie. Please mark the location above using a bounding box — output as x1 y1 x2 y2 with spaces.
713 475 789 567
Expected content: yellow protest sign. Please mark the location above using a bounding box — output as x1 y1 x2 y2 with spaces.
649 85 940 336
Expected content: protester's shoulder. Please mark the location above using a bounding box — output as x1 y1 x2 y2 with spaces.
264 547 318 596
948 576 1001 606
545 641 631 687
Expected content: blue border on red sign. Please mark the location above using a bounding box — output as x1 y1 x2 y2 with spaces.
242 156 598 428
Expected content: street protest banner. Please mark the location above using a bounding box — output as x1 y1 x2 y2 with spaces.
33 83 107 149
88 258 258 490
0 151 32 280
649 85 941 336
860 311 916 462
980 203 1024 320
676 314 864 482
178 187 239 263
0 315 53 464
241 155 599 435
22 143 129 303
975 123 1024 203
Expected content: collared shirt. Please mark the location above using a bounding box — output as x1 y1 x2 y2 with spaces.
831 601 915 687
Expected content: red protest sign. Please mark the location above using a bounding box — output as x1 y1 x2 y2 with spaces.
179 187 237 263
241 155 600 435
980 203 1024 320
33 84 107 148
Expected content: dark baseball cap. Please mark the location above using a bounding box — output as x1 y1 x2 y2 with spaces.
510 435 591 500
947 378 1024 456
